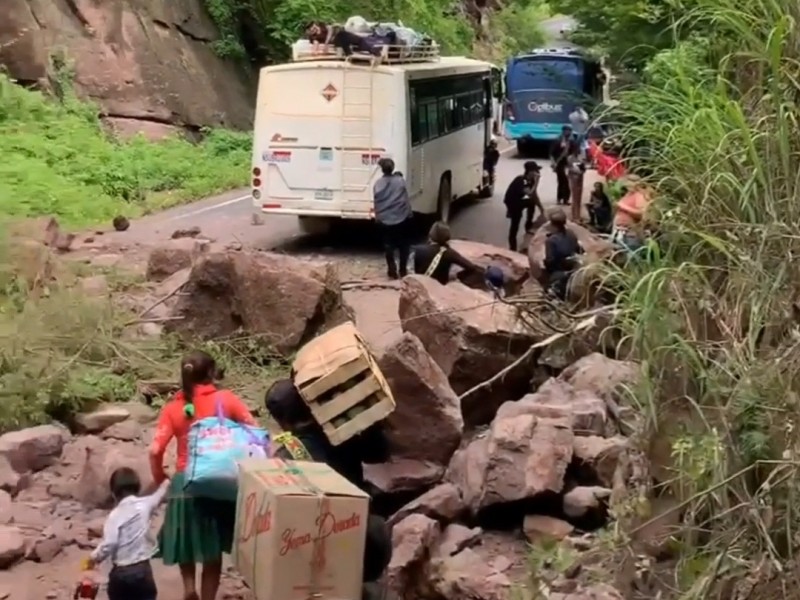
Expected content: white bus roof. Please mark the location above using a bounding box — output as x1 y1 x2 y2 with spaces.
259 56 493 78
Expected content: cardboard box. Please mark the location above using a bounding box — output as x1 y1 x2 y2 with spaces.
293 321 395 446
233 458 369 600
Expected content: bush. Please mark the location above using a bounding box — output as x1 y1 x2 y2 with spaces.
605 0 800 593
0 74 251 227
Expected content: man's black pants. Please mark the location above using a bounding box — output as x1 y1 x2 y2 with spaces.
380 219 411 278
107 560 157 600
555 167 570 204
507 207 535 252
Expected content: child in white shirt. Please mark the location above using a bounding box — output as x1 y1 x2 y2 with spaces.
84 467 169 600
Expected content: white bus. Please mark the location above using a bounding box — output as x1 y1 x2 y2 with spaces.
250 51 497 234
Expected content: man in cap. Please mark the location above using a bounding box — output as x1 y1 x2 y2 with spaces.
373 158 413 279
503 160 544 251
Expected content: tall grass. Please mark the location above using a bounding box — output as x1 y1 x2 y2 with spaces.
606 0 800 595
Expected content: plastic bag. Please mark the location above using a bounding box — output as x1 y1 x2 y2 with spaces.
184 396 269 501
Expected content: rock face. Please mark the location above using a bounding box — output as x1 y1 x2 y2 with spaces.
398 276 539 427
1 0 254 137
379 333 463 465
167 250 350 355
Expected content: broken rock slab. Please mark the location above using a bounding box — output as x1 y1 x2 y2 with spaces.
0 425 69 473
378 332 463 465
0 526 26 569
523 514 574 543
426 547 513 600
498 379 609 437
364 459 444 496
446 414 573 514
74 404 132 434
388 514 441 599
167 250 350 355
448 240 530 295
388 482 467 526
399 275 540 427
572 436 628 488
145 238 210 282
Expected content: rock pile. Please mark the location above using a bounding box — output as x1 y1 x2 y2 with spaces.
0 233 640 599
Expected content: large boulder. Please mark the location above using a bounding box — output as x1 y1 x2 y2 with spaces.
379 333 463 465
0 0 254 137
389 483 467 526
558 353 640 406
398 276 539 427
145 239 210 282
0 425 69 473
388 514 441 599
498 379 611 437
446 414 574 514
167 250 349 355
448 240 530 295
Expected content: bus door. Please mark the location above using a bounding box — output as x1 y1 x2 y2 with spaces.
482 73 494 145
490 67 503 135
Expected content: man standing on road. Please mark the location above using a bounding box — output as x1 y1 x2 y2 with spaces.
373 158 413 279
550 125 576 206
504 161 544 252
569 105 589 157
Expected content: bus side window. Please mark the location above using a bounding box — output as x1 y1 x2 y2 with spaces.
427 101 440 139
417 101 430 143
410 89 420 145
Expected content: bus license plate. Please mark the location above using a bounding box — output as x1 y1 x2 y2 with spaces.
314 190 333 201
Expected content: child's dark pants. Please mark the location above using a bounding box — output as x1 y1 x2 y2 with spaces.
107 560 157 600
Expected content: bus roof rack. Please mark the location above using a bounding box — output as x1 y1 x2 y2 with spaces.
292 41 440 64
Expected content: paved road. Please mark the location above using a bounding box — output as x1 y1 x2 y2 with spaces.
110 147 586 254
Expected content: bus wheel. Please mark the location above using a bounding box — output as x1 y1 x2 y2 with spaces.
516 140 529 156
297 216 333 236
436 176 452 223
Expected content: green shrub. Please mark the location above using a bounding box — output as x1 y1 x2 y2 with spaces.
0 74 251 227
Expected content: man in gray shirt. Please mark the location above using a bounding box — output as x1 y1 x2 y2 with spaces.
373 158 413 279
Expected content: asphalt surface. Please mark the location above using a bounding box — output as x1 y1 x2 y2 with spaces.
108 146 581 253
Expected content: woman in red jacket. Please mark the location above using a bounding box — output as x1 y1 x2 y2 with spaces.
149 351 256 600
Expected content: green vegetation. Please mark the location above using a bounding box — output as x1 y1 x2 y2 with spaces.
0 73 251 227
203 0 549 63
598 0 800 594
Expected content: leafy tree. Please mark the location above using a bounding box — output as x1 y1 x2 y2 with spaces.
547 0 700 70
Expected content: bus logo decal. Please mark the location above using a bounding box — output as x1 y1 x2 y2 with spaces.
527 102 563 113
263 151 292 163
321 83 338 102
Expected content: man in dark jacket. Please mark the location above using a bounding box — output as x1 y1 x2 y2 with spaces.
544 208 584 300
503 161 544 251
373 158 413 279
264 379 392 600
550 126 579 205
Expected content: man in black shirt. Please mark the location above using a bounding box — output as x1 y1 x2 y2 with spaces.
503 161 544 252
544 208 584 300
483 138 500 187
550 126 578 205
264 379 393 600
413 222 482 285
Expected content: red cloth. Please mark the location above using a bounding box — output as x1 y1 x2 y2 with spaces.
588 140 626 180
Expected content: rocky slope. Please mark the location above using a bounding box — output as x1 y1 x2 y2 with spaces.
1 0 255 138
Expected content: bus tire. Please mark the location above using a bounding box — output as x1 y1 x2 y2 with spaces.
297 216 333 236
516 140 529 156
436 175 452 223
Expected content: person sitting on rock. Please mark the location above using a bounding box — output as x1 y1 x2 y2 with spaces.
413 222 482 285
544 208 584 300
264 379 392 600
588 181 613 233
611 176 653 255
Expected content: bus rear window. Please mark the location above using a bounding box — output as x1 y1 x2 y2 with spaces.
507 58 584 91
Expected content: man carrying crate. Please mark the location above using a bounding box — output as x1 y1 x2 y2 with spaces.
264 379 393 600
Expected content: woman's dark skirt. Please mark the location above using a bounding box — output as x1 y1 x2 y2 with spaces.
157 471 236 565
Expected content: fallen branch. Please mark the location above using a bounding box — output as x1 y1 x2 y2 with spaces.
457 311 612 403
135 280 187 319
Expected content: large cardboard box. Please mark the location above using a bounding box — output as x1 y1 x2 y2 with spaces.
233 458 369 600
293 321 395 446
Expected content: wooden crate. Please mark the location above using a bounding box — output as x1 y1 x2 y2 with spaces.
292 321 395 446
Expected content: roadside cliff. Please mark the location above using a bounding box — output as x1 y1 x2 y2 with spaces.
0 0 255 138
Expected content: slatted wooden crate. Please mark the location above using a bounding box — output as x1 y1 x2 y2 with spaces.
292 321 395 446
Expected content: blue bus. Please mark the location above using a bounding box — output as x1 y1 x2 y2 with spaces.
502 48 607 152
